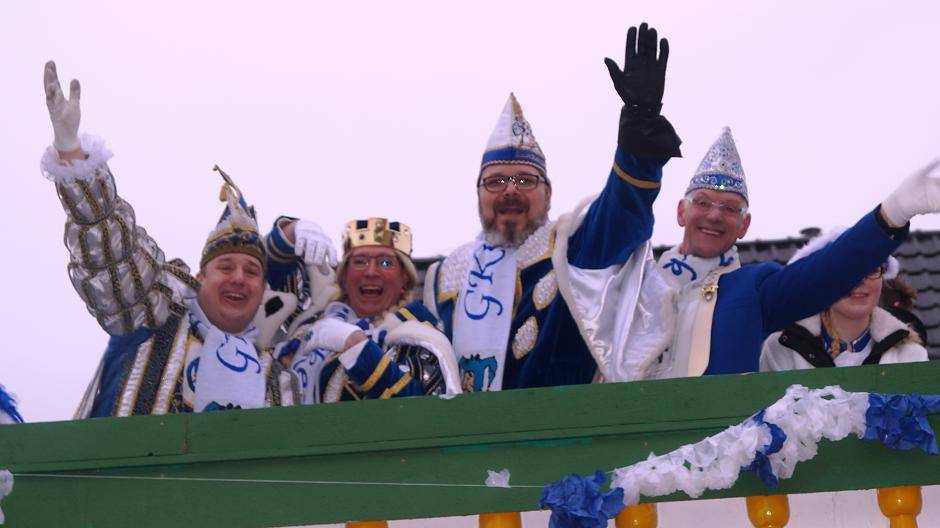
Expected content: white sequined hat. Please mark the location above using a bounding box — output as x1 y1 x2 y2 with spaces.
687 126 748 203
479 93 547 183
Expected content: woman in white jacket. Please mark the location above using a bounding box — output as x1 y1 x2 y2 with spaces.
760 228 927 371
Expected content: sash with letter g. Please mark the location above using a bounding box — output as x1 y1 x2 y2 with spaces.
452 238 517 392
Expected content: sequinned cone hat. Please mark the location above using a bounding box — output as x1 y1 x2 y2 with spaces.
479 93 548 182
687 126 748 203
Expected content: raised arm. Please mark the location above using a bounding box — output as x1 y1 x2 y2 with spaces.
264 216 337 293
567 23 682 269
41 61 194 336
758 160 940 333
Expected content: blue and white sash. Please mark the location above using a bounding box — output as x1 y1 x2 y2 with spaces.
185 298 266 411
452 236 518 392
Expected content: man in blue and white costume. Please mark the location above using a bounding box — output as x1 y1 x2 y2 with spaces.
637 126 940 379
41 62 299 417
266 217 461 403
425 23 682 391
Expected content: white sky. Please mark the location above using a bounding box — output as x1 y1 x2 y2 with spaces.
3 2 940 525
3 0 940 429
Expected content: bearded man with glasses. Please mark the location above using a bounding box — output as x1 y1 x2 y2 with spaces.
629 126 940 381
424 22 683 392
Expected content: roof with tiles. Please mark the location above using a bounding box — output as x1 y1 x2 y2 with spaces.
412 228 940 359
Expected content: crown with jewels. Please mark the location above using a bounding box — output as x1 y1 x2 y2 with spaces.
687 126 748 203
342 218 413 256
200 165 266 271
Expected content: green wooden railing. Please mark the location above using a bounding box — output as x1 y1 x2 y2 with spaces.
2 362 940 527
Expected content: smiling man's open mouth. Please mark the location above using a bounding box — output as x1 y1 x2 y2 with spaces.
698 226 724 237
360 285 384 297
222 292 247 302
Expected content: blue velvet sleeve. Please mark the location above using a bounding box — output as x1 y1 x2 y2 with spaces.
395 300 440 326
756 209 906 333
566 148 665 269
345 341 428 398
264 216 301 292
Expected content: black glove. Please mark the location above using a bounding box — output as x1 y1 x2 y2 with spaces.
605 22 681 158
604 23 668 114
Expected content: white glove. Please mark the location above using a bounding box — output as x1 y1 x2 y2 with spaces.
44 61 82 153
294 219 338 275
307 317 362 352
881 159 940 227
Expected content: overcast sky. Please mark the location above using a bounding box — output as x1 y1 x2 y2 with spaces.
3 0 939 425
3 2 940 526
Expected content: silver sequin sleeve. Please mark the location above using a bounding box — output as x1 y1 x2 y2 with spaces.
43 137 196 336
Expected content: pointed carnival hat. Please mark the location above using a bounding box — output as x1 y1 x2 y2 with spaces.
338 217 417 289
687 126 748 203
479 93 548 184
200 165 267 271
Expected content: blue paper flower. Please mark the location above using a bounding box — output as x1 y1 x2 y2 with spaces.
538 471 624 528
741 410 786 487
0 385 23 424
864 393 940 454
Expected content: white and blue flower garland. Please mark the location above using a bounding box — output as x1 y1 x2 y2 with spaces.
539 384 940 528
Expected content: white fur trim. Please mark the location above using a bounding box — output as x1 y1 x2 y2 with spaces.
253 289 299 349
384 320 463 395
791 307 911 343
551 194 606 377
40 133 114 183
284 283 340 339
763 307 928 370
789 226 899 279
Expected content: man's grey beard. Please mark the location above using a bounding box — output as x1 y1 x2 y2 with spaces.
479 210 549 249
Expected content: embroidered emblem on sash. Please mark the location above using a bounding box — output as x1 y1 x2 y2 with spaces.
458 354 498 392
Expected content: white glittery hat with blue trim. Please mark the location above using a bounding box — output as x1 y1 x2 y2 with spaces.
479 93 548 183
687 126 748 203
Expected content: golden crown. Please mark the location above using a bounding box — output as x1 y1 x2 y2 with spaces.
342 218 412 256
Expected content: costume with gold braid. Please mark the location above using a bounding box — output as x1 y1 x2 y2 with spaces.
42 139 299 418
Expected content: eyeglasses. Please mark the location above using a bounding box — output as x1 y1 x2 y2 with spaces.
479 173 545 193
865 266 886 280
685 196 748 218
349 255 399 270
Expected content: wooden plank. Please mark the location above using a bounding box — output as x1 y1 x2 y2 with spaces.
3 362 940 526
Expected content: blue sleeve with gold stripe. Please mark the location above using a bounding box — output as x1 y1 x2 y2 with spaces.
264 215 301 291
566 147 665 269
394 300 439 326
345 341 427 399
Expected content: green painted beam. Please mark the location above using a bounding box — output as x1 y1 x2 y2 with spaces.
2 362 940 527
